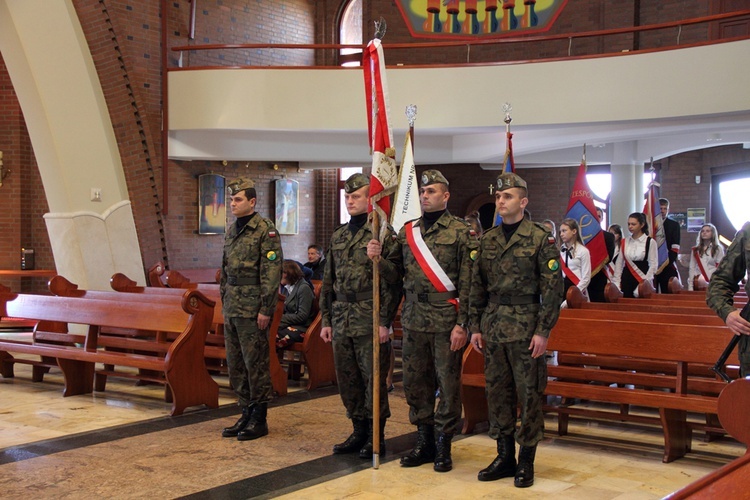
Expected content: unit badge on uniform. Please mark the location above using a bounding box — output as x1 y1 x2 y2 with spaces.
266 251 278 261
547 236 556 245
470 250 478 261
268 230 277 238
547 259 559 271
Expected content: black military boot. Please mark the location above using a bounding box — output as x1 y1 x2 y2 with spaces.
222 405 252 438
332 418 368 454
514 445 537 488
477 435 516 481
400 424 436 467
237 403 268 441
359 419 386 459
433 433 453 472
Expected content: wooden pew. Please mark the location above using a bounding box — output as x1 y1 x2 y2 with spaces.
147 262 219 287
111 273 289 397
665 378 750 499
460 314 739 462
279 280 336 391
0 288 218 416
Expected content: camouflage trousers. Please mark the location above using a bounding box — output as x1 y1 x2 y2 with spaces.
402 327 463 435
741 335 750 378
224 316 272 407
483 339 547 447
332 333 391 421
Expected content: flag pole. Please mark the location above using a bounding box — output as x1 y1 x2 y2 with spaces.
372 208 381 469
369 17 388 470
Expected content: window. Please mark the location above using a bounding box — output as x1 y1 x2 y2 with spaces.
585 170 658 228
339 166 363 224
719 177 750 231
339 0 362 67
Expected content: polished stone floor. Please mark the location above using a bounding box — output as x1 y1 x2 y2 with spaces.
0 341 744 499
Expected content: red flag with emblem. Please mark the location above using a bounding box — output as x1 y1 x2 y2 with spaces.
564 155 609 277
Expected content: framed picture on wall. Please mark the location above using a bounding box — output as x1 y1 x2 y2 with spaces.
275 178 299 235
198 173 226 235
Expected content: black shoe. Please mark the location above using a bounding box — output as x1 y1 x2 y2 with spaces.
400 424 436 467
433 433 453 472
222 405 252 438
359 419 387 459
333 418 368 455
237 403 268 441
514 445 537 488
478 435 516 481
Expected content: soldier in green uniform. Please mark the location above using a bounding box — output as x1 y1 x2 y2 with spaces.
384 169 477 473
706 222 750 377
469 172 563 488
320 173 401 459
220 177 283 441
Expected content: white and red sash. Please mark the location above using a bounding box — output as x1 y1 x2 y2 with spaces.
559 247 581 286
621 238 648 284
405 221 458 309
692 246 710 282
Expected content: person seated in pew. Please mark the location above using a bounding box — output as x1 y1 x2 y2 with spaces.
612 212 658 298
303 244 325 281
542 219 556 240
707 221 750 377
559 218 591 308
688 223 725 291
276 260 316 349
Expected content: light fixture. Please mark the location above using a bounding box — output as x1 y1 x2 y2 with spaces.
695 175 701 184
0 151 9 187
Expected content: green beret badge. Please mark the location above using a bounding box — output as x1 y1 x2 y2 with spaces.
547 259 559 271
266 251 278 261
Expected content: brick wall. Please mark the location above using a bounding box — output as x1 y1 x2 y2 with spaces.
167 160 317 268
315 1 710 66
169 0 316 67
417 163 574 230
0 54 53 294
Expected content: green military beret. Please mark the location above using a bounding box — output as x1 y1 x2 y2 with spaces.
227 177 255 195
421 169 449 187
496 172 527 192
344 173 370 193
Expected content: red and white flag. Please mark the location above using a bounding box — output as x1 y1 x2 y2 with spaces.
363 38 397 241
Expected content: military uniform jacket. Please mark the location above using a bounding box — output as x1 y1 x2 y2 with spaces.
394 211 477 333
469 219 563 342
707 222 750 321
220 213 283 318
320 222 401 333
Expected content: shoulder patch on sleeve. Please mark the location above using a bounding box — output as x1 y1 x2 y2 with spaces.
547 259 560 271
548 236 556 245
268 230 277 238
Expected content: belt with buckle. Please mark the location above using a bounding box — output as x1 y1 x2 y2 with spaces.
404 291 458 303
488 294 541 305
226 276 259 286
334 291 373 302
